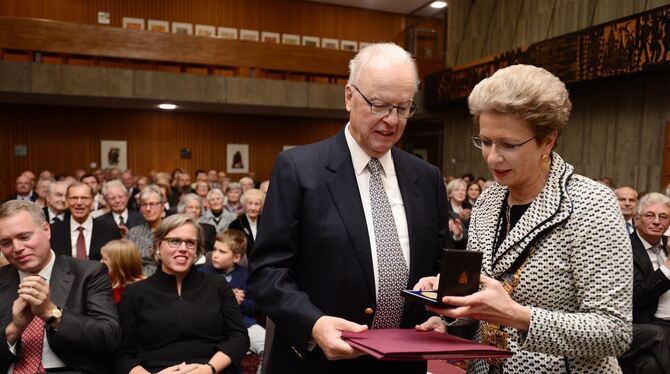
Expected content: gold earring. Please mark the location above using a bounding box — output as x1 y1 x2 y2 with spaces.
541 154 551 171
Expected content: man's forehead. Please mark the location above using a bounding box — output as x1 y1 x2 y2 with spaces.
642 203 670 213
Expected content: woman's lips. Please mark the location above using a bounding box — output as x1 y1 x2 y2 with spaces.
492 169 510 178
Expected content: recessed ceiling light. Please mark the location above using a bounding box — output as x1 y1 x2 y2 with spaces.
430 1 448 9
158 103 177 110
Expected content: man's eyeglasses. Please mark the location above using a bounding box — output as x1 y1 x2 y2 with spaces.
163 238 198 250
140 202 163 209
471 136 537 152
351 85 418 119
639 212 670 223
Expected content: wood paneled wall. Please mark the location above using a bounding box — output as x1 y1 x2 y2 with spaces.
440 72 670 193
446 0 670 67
0 0 407 46
0 104 343 198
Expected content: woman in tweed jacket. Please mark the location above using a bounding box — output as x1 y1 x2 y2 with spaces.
417 65 632 373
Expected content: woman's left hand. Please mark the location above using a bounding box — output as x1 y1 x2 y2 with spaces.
428 275 531 331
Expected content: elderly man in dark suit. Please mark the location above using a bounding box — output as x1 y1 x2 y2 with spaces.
247 43 450 374
50 182 120 261
43 181 69 225
0 200 121 373
97 179 146 233
5 175 37 203
619 192 670 374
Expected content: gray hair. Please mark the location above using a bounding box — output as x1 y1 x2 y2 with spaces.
468 64 572 143
102 179 129 197
139 185 165 203
177 193 203 214
635 192 670 215
226 182 242 193
151 214 205 263
47 181 68 196
348 43 419 91
207 188 225 200
241 188 266 206
0 200 46 225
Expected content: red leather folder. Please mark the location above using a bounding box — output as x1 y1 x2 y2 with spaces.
341 329 514 361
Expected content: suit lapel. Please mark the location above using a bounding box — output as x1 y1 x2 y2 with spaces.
50 256 74 307
325 131 375 297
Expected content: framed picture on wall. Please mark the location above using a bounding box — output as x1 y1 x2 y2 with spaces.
341 40 358 51
261 31 280 43
240 29 260 41
172 22 193 35
195 24 216 37
282 33 300 45
302 36 320 48
218 27 238 39
101 140 127 171
122 17 145 30
322 38 339 49
147 19 169 32
227 144 249 174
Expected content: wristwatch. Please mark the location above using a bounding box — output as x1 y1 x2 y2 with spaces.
46 307 63 325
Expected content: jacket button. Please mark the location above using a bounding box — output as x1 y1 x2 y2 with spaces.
364 308 374 315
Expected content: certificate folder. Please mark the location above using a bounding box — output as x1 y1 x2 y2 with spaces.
342 329 513 361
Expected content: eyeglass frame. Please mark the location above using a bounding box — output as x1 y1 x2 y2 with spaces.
351 85 418 119
140 201 163 209
162 237 198 250
637 212 670 223
471 135 537 152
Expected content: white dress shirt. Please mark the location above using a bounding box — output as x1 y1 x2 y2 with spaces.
8 251 67 371
46 208 65 224
69 216 93 258
637 233 670 319
112 210 129 226
344 123 410 299
247 215 258 240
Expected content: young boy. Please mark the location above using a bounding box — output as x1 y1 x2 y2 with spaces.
200 229 265 361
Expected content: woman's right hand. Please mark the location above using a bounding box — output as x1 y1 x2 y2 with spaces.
413 275 439 291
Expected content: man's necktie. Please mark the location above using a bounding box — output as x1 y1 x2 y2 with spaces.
652 245 665 269
76 226 87 259
13 317 45 374
51 216 60 224
368 158 408 329
626 222 633 235
118 215 125 226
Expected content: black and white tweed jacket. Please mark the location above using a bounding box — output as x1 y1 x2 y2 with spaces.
467 153 633 373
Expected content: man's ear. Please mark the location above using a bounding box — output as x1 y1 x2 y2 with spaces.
344 84 354 112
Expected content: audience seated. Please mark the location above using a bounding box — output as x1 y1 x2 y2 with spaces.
224 183 244 215
34 177 53 209
50 182 121 261
0 200 121 373
100 239 145 303
200 230 265 369
239 177 255 193
5 174 37 203
98 180 146 233
202 189 237 233
128 185 166 276
229 189 265 260
81 173 106 218
619 192 670 373
616 186 639 235
178 193 217 253
116 214 249 374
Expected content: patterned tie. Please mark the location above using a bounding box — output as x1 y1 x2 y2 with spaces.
652 245 665 269
118 215 125 226
13 317 45 374
76 226 87 259
368 158 408 329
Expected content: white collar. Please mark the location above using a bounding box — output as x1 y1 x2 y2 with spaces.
18 250 56 282
70 214 93 233
344 123 395 177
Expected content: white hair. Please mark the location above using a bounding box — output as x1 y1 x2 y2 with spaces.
348 43 419 90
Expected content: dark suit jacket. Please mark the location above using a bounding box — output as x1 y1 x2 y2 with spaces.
50 218 121 261
42 207 69 223
631 232 670 323
96 210 146 230
202 222 217 252
228 214 258 258
247 129 449 374
0 255 121 373
5 191 38 203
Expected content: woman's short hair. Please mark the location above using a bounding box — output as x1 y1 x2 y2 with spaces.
177 193 204 214
139 185 165 203
241 188 266 206
207 188 225 201
100 239 144 288
151 214 205 264
468 64 572 142
635 192 670 215
446 178 467 197
226 182 242 194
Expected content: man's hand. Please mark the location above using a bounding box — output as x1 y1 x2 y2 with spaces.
311 316 368 360
413 275 439 291
18 275 58 321
5 296 34 345
232 288 245 305
415 316 447 333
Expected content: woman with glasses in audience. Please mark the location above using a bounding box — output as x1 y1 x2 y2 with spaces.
128 185 166 276
416 65 632 373
178 193 217 253
116 214 249 374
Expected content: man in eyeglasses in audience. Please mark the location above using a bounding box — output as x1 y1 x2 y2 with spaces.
49 182 120 261
618 192 670 374
248 43 451 373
